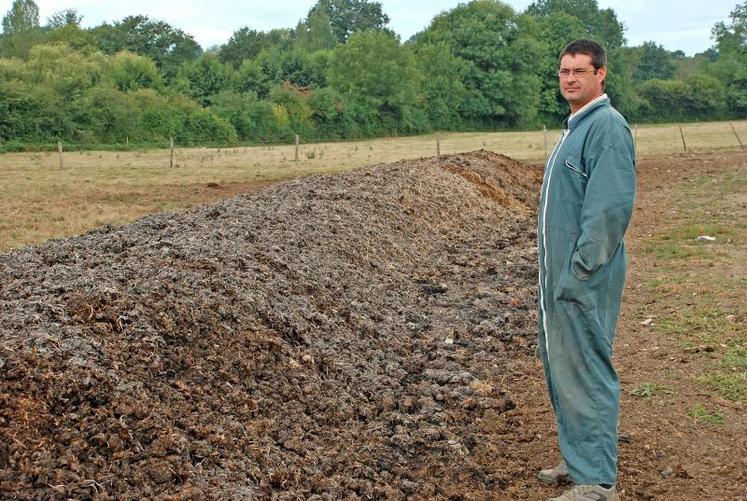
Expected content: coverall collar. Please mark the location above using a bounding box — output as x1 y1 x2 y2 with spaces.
563 93 609 131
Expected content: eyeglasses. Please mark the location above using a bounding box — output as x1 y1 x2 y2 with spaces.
557 67 598 78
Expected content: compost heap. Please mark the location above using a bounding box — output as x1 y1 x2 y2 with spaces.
0 150 543 499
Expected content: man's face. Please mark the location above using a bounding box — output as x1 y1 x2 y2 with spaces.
558 53 606 113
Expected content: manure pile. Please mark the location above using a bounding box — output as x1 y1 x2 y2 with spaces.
1 151 543 499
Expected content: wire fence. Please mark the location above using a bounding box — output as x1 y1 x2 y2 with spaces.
1 120 746 171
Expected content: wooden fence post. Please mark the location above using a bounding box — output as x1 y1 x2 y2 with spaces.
729 122 744 150
126 136 129 148
437 137 441 157
634 124 639 160
543 125 548 161
58 141 63 170
295 134 300 161
678 126 687 152
170 137 175 167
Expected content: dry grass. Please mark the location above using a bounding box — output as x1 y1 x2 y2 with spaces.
631 120 747 156
1 120 745 251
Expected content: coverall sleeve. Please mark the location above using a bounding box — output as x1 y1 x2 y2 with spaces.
571 125 636 280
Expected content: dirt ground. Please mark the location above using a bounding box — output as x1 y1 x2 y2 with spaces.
1 149 745 500
502 150 747 501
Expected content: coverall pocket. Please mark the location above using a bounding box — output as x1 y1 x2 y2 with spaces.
560 155 588 205
555 271 592 311
564 156 588 178
553 240 592 310
554 301 614 379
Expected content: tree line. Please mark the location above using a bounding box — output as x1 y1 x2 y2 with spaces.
0 0 745 150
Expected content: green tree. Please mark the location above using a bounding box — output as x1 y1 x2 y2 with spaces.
108 51 163 92
210 90 273 141
525 0 625 49
1 0 45 58
604 46 642 120
46 23 97 52
237 46 285 95
674 52 711 80
633 41 677 81
25 43 105 99
412 42 469 129
75 85 134 142
309 0 390 43
307 87 347 137
127 88 237 144
725 70 747 116
637 79 689 121
413 1 542 127
237 57 273 98
219 27 293 68
710 1 747 116
637 75 726 122
2 0 39 34
0 79 68 142
269 84 314 138
234 44 329 95
90 15 202 79
328 30 422 131
0 43 107 142
42 8 88 50
294 8 337 52
685 74 726 119
278 50 327 88
220 28 265 67
46 9 82 29
712 1 747 56
0 41 241 146
175 53 236 105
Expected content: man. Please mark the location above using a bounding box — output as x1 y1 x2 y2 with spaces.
536 39 636 501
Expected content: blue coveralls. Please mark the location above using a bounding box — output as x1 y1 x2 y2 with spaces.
537 95 636 486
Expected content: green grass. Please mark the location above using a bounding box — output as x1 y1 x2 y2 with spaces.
695 371 747 402
695 337 747 403
642 242 709 260
643 273 691 293
678 169 747 199
641 274 744 300
656 306 731 344
651 266 747 406
723 340 747 368
642 222 733 261
659 223 731 241
687 404 724 425
629 382 673 398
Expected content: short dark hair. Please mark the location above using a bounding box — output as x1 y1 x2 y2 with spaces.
558 39 607 70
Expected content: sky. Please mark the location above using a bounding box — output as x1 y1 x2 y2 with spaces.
0 0 740 55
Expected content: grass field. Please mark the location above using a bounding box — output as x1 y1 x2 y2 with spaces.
1 120 745 251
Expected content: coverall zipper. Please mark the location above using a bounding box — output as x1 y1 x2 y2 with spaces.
540 128 569 359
